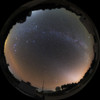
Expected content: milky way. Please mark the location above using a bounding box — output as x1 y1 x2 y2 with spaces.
4 8 94 90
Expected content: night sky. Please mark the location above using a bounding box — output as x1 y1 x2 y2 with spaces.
4 8 94 90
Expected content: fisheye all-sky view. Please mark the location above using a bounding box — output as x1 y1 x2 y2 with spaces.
4 8 94 90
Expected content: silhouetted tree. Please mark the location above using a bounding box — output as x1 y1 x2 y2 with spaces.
26 82 31 86
61 83 77 91
61 84 68 90
55 86 61 92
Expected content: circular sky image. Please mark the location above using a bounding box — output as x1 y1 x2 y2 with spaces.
0 0 100 100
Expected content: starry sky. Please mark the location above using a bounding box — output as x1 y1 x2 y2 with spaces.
4 8 94 90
